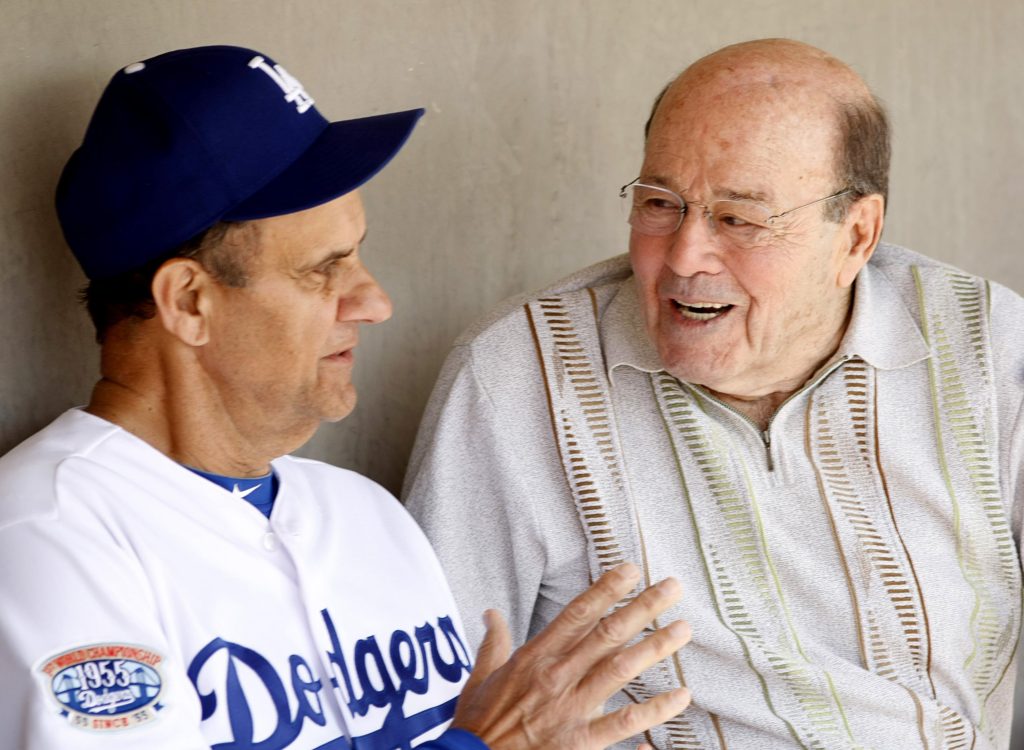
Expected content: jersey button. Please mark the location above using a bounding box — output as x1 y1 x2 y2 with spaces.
262 532 277 551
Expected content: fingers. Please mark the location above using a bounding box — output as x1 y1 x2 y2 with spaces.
552 574 682 686
581 576 682 656
450 570 693 750
589 686 692 749
577 618 691 705
525 563 642 654
463 609 512 694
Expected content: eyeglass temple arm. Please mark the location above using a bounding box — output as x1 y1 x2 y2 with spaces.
769 188 855 222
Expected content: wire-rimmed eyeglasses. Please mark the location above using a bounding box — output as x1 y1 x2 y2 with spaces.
620 178 854 246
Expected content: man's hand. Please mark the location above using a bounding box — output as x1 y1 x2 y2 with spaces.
451 563 691 749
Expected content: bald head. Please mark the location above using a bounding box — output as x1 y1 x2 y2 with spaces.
644 39 889 216
679 38 868 94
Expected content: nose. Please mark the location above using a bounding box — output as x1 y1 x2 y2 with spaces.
340 262 393 324
663 209 725 278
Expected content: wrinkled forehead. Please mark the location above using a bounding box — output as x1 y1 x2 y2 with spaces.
643 76 841 197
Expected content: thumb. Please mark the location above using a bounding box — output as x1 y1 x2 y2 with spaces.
465 609 512 690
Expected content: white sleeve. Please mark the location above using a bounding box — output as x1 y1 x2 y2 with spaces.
404 341 562 650
0 515 210 749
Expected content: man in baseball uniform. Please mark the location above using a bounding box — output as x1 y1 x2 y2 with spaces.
0 46 691 749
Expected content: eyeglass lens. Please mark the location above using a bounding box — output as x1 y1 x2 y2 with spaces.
622 184 776 247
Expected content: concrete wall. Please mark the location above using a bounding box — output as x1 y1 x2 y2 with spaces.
1 0 1022 741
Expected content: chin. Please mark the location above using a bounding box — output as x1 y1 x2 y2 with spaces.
320 393 358 423
321 410 354 424
659 347 741 392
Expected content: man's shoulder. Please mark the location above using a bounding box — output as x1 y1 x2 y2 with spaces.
867 241 1021 287
274 454 414 520
0 410 118 531
870 242 1023 306
869 242 964 276
275 454 392 497
454 254 632 350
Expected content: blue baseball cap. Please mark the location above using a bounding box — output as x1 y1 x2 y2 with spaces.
56 45 425 280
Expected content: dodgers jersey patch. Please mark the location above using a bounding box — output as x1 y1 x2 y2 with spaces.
37 643 164 731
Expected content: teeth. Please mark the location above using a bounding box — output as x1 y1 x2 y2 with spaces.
673 300 732 321
687 303 729 310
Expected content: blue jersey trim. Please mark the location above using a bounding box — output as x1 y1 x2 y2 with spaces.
311 725 487 750
183 464 278 517
421 728 490 750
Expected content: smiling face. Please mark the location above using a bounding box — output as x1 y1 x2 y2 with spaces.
630 48 873 401
199 190 391 438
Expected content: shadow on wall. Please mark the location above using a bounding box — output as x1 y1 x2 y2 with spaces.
0 72 101 455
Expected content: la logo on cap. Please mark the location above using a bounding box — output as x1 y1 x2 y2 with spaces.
248 56 314 114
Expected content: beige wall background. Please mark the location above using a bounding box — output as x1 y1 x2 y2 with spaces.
1 0 1022 740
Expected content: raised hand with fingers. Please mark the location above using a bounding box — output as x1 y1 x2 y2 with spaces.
450 562 691 750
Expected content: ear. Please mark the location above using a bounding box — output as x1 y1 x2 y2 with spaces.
151 258 214 346
835 193 885 288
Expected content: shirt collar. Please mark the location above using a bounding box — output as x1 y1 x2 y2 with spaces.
600 256 930 382
602 276 664 382
833 255 930 370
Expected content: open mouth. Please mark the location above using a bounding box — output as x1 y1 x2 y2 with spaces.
672 300 734 321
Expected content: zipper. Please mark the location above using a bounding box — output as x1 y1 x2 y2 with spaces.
683 354 853 472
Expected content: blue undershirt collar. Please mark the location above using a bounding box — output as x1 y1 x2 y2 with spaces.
184 465 279 518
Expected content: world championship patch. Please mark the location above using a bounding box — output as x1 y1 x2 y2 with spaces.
38 643 164 731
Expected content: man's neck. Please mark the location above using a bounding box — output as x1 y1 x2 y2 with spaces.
704 389 787 432
87 331 309 476
87 378 280 477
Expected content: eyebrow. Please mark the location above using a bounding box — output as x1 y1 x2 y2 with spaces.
300 229 368 271
642 175 771 204
721 189 770 204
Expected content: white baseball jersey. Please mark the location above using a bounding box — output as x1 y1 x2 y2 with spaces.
0 409 479 750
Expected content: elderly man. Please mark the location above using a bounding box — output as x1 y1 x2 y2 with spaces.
405 39 1024 750
0 45 692 749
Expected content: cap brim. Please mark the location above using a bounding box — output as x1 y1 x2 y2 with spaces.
223 107 424 220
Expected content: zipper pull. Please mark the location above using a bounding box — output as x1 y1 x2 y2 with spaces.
763 430 774 472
